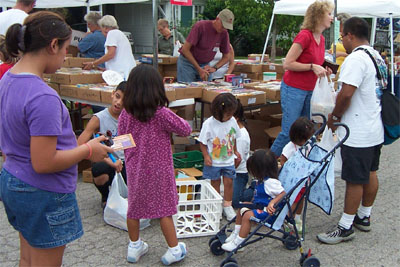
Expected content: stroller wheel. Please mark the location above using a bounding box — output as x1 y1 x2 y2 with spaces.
209 236 218 247
301 255 320 267
210 239 225 256
222 258 238 267
282 235 299 250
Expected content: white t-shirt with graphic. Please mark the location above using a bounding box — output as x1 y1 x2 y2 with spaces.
236 127 250 173
105 29 136 80
198 116 241 167
337 45 384 147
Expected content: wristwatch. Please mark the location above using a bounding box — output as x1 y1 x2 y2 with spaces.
332 115 341 121
213 65 219 70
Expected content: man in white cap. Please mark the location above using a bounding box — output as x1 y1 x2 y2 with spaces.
0 0 36 35
178 8 234 82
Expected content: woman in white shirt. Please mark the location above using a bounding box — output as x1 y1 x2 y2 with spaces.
83 15 136 80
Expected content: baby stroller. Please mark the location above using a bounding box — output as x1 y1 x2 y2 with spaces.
208 114 349 267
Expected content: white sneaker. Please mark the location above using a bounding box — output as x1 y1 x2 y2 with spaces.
223 206 236 221
225 231 238 244
127 241 148 263
221 238 241 252
161 242 187 266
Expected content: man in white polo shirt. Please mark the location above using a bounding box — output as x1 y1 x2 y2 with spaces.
0 0 36 35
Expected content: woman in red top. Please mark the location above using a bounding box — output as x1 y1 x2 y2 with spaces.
0 35 18 79
270 0 334 157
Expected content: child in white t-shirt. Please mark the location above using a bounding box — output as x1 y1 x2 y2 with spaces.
280 116 314 233
198 93 242 221
232 99 253 208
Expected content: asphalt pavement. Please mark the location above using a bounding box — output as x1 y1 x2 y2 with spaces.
1 141 399 266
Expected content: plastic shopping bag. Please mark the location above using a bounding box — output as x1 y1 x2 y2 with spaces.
103 173 151 231
311 76 336 123
173 40 182 57
318 127 342 176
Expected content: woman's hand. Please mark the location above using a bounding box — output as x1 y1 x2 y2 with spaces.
82 62 94 70
312 64 328 78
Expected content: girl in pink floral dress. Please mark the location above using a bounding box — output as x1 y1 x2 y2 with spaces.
118 64 191 265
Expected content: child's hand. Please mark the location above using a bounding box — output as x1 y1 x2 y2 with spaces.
87 136 114 162
234 151 242 163
204 155 212 166
113 160 123 173
267 202 276 215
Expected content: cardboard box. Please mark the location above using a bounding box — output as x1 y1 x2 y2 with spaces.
254 87 280 101
78 159 91 173
141 54 178 65
235 91 266 106
179 167 203 178
175 86 203 99
246 119 271 150
59 84 79 98
101 90 113 104
248 54 269 62
82 168 93 183
164 70 177 78
50 72 104 85
264 126 281 139
76 86 102 102
201 89 220 103
233 63 262 73
47 82 60 94
165 89 176 101
62 57 94 68
67 45 79 57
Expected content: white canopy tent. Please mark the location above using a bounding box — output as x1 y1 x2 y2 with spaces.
262 0 400 92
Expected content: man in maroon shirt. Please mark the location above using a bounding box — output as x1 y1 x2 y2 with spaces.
177 9 234 82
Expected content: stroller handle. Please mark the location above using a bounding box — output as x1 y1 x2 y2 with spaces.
311 113 327 136
333 122 350 148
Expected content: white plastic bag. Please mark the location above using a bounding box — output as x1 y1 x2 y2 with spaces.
319 127 342 176
103 173 151 231
173 40 182 57
311 76 336 123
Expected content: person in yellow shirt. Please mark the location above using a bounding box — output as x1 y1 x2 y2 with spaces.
328 13 351 70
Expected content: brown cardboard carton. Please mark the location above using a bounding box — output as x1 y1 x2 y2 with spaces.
235 91 266 106
76 87 102 102
175 86 202 99
201 88 220 103
248 54 269 62
67 45 79 57
179 167 203 177
233 63 262 73
59 84 79 98
101 90 113 104
47 83 60 94
264 126 281 139
163 70 177 78
142 54 178 65
82 168 93 183
246 119 271 150
253 87 280 101
165 89 176 101
262 63 285 74
62 57 94 68
50 71 104 85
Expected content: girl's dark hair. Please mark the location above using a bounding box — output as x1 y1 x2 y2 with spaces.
233 98 246 125
289 117 314 145
247 149 278 183
6 11 71 58
124 64 169 122
0 35 18 64
211 93 238 122
116 81 127 93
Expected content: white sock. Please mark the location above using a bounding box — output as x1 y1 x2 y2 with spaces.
235 235 245 244
130 238 142 248
338 213 355 230
169 244 182 256
234 225 241 234
294 214 302 222
357 205 372 219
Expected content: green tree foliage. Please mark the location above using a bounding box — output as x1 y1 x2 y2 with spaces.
202 0 303 56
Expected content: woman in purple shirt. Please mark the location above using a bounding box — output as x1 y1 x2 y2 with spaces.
0 11 112 266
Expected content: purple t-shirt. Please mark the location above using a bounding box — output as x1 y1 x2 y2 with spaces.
184 20 230 64
0 72 78 193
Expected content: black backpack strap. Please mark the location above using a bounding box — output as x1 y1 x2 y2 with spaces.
354 47 383 80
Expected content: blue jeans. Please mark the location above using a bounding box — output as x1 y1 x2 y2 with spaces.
270 81 313 156
232 172 254 208
177 55 211 82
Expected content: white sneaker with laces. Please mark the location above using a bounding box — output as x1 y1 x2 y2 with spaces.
223 206 236 221
127 241 148 263
161 242 187 266
225 231 238 244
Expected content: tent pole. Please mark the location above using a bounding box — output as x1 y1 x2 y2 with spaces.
261 13 275 63
389 14 395 94
153 0 158 69
370 17 377 45
99 4 103 16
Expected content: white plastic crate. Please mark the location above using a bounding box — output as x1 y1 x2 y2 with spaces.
174 180 223 238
